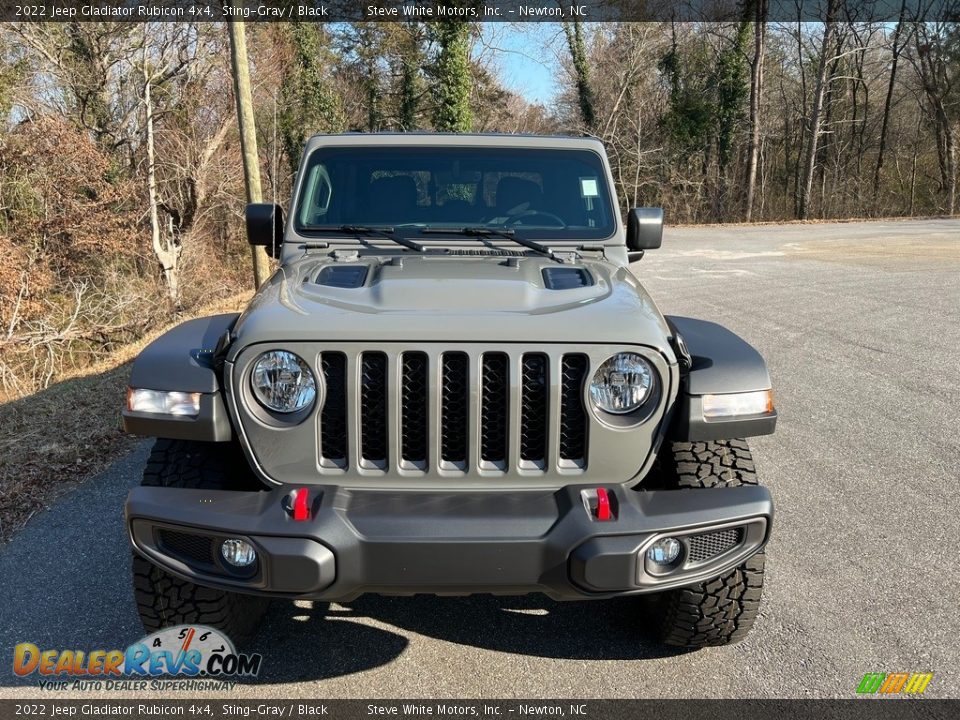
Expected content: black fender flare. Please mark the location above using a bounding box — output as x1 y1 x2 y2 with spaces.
122 314 238 442
665 316 777 441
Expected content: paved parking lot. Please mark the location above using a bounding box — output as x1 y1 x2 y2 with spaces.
1 219 957 699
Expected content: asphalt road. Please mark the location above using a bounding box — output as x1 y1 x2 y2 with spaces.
1 219 958 699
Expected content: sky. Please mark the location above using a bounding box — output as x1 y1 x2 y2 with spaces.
478 23 565 106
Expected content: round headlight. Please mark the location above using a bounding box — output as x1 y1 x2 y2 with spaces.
251 350 317 413
589 352 655 414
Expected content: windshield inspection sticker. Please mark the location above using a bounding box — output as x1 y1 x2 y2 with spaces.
580 178 599 197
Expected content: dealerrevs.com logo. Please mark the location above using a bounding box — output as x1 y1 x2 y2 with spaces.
13 625 262 691
856 672 934 696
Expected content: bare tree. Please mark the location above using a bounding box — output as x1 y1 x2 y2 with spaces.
745 0 768 221
910 22 958 216
872 3 910 205
141 27 181 305
798 0 839 220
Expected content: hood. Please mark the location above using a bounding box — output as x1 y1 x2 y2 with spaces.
230 253 672 351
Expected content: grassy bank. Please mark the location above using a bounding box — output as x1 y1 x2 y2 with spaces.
0 292 252 545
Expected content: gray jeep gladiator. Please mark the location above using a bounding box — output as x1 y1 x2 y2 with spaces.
123 133 776 649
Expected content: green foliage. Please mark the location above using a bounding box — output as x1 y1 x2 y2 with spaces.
278 23 346 172
657 44 715 154
563 20 596 129
398 56 421 130
658 24 750 170
429 15 473 132
715 22 751 170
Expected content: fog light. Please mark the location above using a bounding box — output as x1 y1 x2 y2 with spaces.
220 539 257 567
646 537 682 566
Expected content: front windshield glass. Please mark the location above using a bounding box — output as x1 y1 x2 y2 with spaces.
294 145 616 240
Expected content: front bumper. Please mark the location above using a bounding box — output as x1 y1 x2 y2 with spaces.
126 483 773 601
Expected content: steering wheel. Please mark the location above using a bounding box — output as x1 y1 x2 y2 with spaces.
505 210 568 228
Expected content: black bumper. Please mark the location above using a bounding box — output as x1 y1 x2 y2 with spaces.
125 483 773 601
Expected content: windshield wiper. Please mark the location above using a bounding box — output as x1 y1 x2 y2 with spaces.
419 227 559 262
301 225 423 252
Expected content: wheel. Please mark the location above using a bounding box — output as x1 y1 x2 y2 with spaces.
646 439 767 649
131 439 270 645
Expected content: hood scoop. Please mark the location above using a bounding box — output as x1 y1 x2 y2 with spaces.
542 267 593 290
316 265 368 289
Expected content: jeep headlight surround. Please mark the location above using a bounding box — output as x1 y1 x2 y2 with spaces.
589 352 656 415
250 350 318 414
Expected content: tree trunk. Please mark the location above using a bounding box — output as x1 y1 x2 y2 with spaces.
798 2 838 220
143 44 179 306
228 19 271 288
872 2 907 206
909 111 921 216
745 1 767 221
943 114 957 216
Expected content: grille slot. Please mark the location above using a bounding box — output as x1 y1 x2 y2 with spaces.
440 352 469 465
520 354 549 464
687 528 744 564
320 352 348 466
400 352 429 465
157 530 215 566
559 354 589 464
359 352 388 466
480 353 510 466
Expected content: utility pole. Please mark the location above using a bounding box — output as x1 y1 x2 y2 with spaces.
228 18 271 288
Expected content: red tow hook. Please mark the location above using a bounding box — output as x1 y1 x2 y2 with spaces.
292 487 310 521
595 487 612 521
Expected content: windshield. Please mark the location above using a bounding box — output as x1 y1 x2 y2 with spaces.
294 145 616 240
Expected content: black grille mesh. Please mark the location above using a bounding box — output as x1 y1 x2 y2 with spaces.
401 352 429 464
360 352 388 463
480 353 509 463
157 530 214 566
320 352 348 462
687 528 744 563
441 353 469 463
559 354 589 462
520 354 548 462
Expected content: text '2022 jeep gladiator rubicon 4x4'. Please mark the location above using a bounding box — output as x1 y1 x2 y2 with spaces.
123 133 777 649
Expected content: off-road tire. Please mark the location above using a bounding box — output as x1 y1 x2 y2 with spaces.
132 439 269 644
648 439 766 649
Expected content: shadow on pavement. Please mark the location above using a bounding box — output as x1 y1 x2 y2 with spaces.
241 593 681 685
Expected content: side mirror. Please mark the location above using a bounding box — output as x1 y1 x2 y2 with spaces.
246 203 284 259
626 207 663 261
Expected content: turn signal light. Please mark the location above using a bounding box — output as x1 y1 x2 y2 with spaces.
702 389 774 419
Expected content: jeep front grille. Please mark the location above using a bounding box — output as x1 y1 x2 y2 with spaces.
234 342 668 488
315 346 592 477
